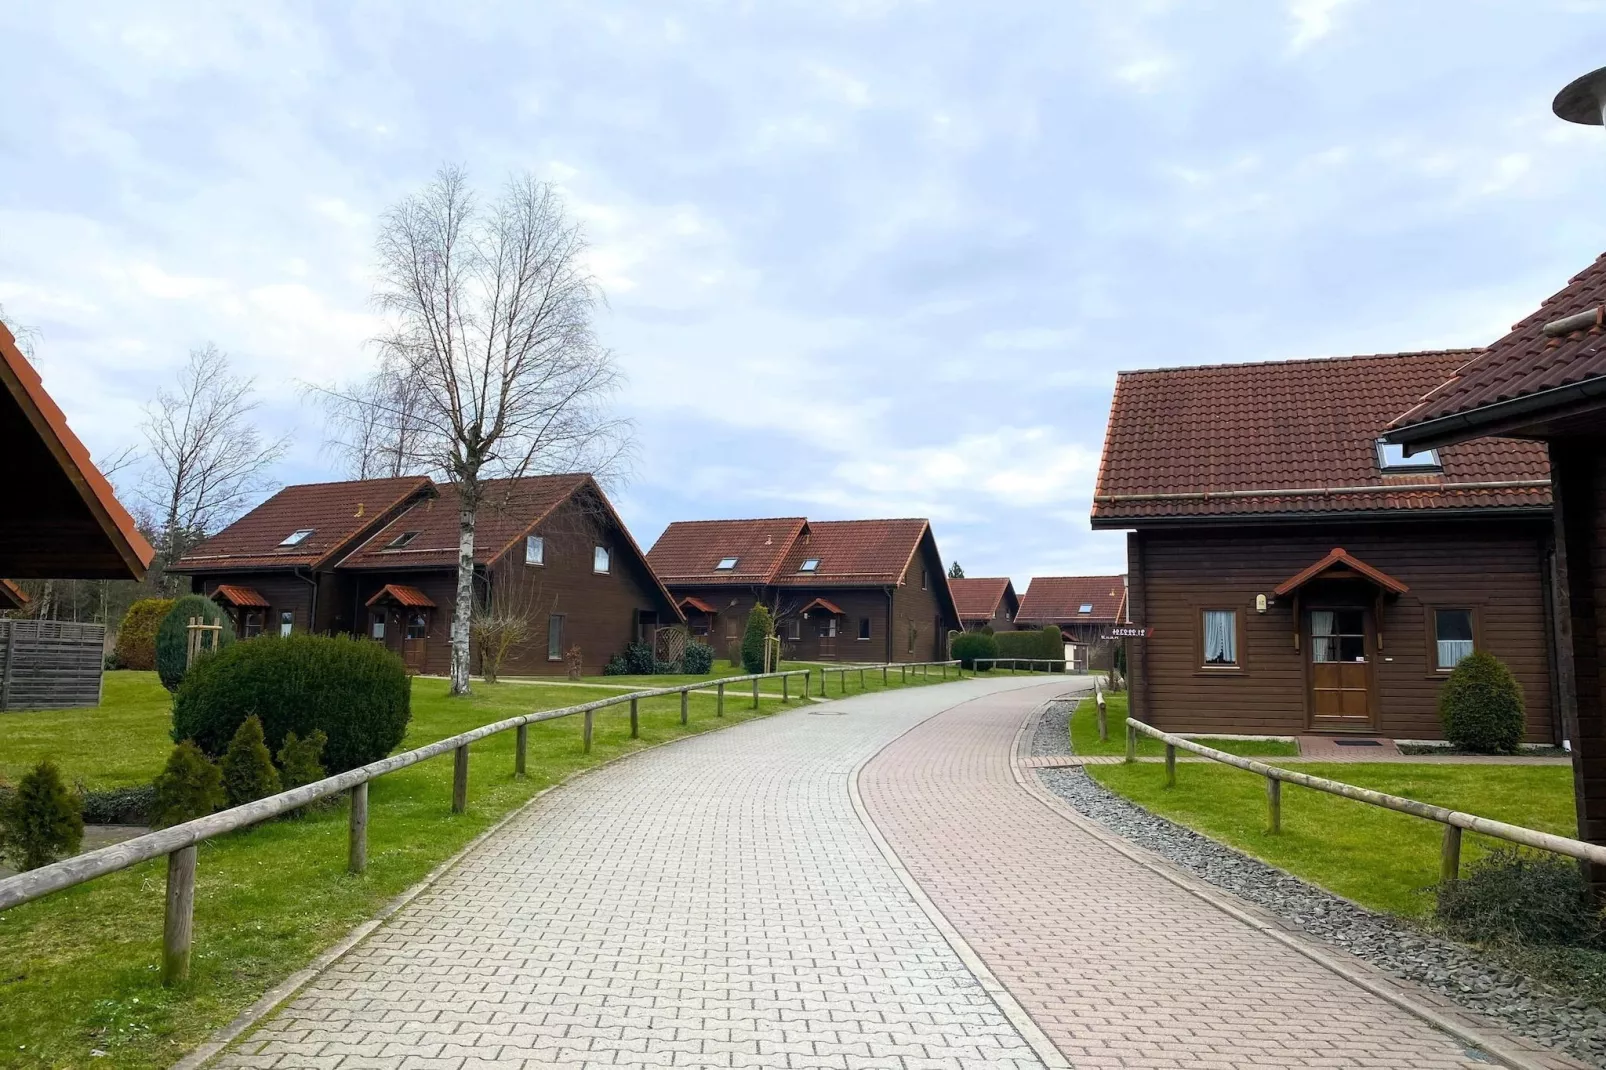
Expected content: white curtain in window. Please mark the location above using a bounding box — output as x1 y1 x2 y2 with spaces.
1437 640 1474 669
1203 610 1236 664
1310 610 1336 663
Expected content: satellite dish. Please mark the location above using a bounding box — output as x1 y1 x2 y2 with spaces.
1554 65 1606 126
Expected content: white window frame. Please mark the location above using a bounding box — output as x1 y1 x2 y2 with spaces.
715 556 739 570
526 535 545 566
279 529 314 547
279 611 294 638
1376 439 1442 472
593 545 611 574
799 558 820 573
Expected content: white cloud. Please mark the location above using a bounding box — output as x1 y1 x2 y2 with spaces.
1287 0 1356 53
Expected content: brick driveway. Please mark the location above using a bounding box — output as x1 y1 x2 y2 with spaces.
216 676 1060 1070
857 684 1565 1070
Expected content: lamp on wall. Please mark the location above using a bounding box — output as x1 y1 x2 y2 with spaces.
1255 594 1268 614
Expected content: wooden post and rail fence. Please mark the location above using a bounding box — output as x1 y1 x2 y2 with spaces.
0 658 963 985
1121 715 1606 884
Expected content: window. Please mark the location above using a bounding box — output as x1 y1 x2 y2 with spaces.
385 531 419 550
279 529 314 547
1078 603 1094 614
548 614 565 660
1201 609 1238 667
525 535 545 566
279 611 294 638
1312 609 1366 663
243 611 263 639
690 618 710 637
1376 439 1442 472
715 556 739 570
921 569 929 590
799 558 820 573
1434 609 1475 670
858 617 872 641
784 618 801 640
593 545 611 573
405 612 427 640
370 613 385 640
820 617 838 638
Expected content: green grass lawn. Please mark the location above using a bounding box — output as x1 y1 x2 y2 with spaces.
1088 759 1578 918
0 671 802 1069
1070 693 1301 759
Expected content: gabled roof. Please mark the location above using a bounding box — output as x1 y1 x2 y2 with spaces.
773 519 935 587
1273 548 1409 598
173 476 433 573
1390 252 1606 445
1093 351 1552 526
366 583 436 609
341 475 590 570
949 577 1015 622
1 321 154 579
1017 576 1126 625
646 518 809 585
211 584 269 609
0 579 30 612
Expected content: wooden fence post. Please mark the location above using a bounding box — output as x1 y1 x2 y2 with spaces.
1125 723 1136 763
680 689 689 726
630 697 639 739
783 674 790 703
584 710 594 753
860 668 866 690
1441 825 1463 883
1266 777 1282 834
882 666 888 686
349 782 369 873
717 681 725 717
162 845 197 986
752 677 759 709
941 663 946 680
1096 692 1108 742
515 724 528 776
452 745 469 813
1165 743 1176 788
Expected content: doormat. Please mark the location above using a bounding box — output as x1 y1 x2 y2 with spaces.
1334 738 1385 747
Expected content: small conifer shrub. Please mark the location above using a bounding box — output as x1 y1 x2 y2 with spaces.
277 729 329 791
1439 651 1525 754
741 605 774 674
0 760 83 871
115 598 175 672
221 715 281 806
152 741 227 828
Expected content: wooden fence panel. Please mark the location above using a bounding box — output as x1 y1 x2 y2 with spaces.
0 620 105 711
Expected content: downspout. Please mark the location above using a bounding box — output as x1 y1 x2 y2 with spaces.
293 566 318 634
885 586 895 663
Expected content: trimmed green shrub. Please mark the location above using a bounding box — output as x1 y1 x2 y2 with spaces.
156 593 236 692
277 729 329 791
994 625 1066 670
1437 847 1604 948
681 641 714 675
1439 651 1525 754
114 597 174 672
221 715 280 806
741 605 773 674
951 631 999 670
0 760 83 871
172 633 411 774
80 783 157 825
151 741 226 828
622 641 656 675
602 654 630 675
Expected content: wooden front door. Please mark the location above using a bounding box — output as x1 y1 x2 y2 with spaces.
816 614 838 660
1308 607 1374 730
402 610 429 674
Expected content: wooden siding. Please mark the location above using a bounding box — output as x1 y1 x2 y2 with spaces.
1130 519 1557 742
195 573 318 640
891 532 954 662
0 620 105 711
1553 440 1606 847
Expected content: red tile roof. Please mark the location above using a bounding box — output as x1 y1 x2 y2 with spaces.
211 584 270 609
341 475 589 570
949 577 1014 622
1273 548 1409 598
646 518 809 585
678 595 718 615
1093 351 1551 524
799 597 845 616
773 519 934 587
1017 576 1126 624
174 476 433 572
366 583 436 609
1391 253 1606 440
0 579 29 611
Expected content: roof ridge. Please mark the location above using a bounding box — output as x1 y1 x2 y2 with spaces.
1116 349 1484 380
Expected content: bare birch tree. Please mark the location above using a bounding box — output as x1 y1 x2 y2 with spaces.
317 364 431 479
332 166 630 695
139 344 289 583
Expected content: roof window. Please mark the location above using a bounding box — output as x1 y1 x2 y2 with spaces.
1376 440 1442 472
1078 603 1094 614
279 529 315 547
715 556 739 570
386 531 420 550
799 558 820 573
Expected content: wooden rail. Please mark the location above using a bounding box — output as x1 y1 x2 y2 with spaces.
1123 716 1606 881
975 657 1068 675
811 660 961 696
0 660 969 984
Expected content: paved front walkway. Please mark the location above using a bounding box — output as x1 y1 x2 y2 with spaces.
858 684 1572 1070
217 676 1061 1070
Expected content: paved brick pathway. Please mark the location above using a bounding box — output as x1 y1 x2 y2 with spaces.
216 676 1060 1070
858 684 1575 1070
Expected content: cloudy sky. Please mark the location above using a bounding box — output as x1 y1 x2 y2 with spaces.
3 1 1605 587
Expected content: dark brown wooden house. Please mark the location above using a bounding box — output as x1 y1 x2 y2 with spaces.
1093 350 1558 742
1387 246 1606 853
172 474 680 676
950 577 1019 631
1015 575 1127 670
647 517 960 663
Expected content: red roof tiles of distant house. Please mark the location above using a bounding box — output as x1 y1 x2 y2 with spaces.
1017 576 1126 624
949 577 1013 621
646 518 810 585
1391 252 1606 439
173 476 434 572
1093 351 1551 524
772 519 934 587
341 475 590 570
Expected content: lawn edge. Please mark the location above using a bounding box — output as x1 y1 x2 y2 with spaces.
1007 698 1586 1070
172 693 801 1070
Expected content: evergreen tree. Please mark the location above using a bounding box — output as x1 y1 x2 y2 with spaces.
741 604 774 674
220 715 281 806
0 759 83 871
152 741 227 827
947 562 965 579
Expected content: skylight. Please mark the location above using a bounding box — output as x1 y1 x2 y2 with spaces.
279 529 314 547
1376 439 1442 472
1078 603 1094 614
799 558 820 573
386 531 420 550
716 556 739 570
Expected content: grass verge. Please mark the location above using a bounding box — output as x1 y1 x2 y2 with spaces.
1070 692 1300 758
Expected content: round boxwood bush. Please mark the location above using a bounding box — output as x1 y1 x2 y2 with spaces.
1439 650 1525 754
115 597 174 672
951 631 999 670
681 640 715 675
156 594 236 692
172 634 411 774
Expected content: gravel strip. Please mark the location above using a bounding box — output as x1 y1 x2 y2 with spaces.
1032 697 1606 1069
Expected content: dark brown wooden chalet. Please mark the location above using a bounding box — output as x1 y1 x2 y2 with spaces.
1387 247 1606 857
172 474 680 676
646 518 961 663
1093 350 1558 742
1015 575 1127 669
950 577 1019 631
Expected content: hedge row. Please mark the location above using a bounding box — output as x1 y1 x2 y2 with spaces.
993 625 1066 668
